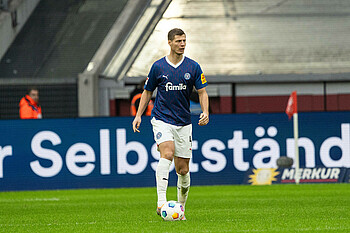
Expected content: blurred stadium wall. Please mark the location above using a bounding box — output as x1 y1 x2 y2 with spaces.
1 0 350 119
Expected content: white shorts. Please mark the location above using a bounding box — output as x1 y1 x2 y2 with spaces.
151 117 192 158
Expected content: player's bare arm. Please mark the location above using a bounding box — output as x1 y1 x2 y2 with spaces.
197 87 209 126
132 90 153 132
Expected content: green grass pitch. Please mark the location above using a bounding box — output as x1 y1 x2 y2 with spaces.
0 183 349 232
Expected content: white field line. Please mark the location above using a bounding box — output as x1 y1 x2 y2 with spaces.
23 198 60 201
0 222 97 227
235 226 350 232
0 197 62 202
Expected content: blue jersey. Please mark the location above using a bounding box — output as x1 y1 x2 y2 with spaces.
144 56 208 126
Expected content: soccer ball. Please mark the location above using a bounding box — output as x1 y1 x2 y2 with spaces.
161 201 184 221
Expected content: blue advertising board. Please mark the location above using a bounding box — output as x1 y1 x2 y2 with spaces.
243 167 347 185
1 112 350 191
344 168 350 183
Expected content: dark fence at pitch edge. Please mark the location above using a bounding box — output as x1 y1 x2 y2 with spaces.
0 83 78 119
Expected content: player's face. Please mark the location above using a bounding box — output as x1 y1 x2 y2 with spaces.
169 34 186 55
29 90 39 103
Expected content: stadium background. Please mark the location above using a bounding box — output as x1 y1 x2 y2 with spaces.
1 0 350 191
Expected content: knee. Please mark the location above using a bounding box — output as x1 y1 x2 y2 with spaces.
177 168 189 176
162 151 174 161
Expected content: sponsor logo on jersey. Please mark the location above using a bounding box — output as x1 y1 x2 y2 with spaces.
184 73 191 80
165 82 187 91
145 77 149 85
162 75 168 79
201 73 207 84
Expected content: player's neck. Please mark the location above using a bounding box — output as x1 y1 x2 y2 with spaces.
167 53 183 66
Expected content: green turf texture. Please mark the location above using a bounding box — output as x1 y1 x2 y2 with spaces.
0 184 349 232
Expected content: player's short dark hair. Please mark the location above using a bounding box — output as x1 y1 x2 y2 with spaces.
168 28 185 41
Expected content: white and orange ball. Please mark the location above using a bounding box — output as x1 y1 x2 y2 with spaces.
161 201 184 221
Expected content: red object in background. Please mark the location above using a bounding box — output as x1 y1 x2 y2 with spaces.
286 91 298 119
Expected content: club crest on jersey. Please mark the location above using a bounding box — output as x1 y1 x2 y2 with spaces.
201 73 207 84
165 82 187 91
156 132 162 139
184 73 191 80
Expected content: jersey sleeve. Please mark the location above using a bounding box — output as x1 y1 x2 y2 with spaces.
144 63 158 92
194 63 208 90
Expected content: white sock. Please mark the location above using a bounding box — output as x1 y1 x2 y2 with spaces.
156 158 172 207
177 172 190 207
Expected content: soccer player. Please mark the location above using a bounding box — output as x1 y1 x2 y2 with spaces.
132 28 209 220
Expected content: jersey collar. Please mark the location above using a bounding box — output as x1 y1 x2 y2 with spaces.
165 55 185 69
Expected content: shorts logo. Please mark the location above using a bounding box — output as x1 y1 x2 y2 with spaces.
201 73 207 84
156 132 162 139
184 73 191 80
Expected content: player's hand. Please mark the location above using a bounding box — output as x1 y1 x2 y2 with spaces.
198 113 209 126
132 116 141 132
